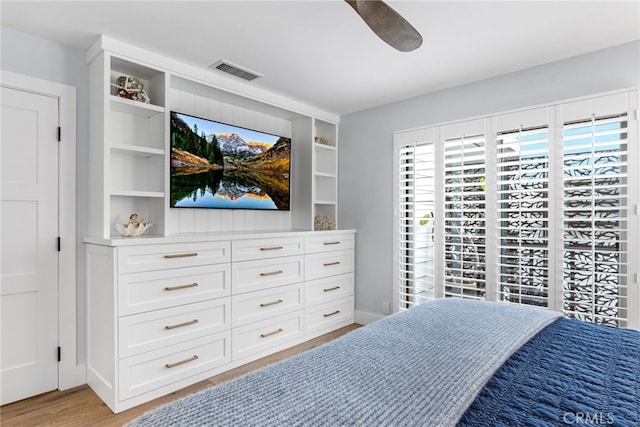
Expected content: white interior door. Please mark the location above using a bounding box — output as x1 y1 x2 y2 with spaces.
1 86 59 404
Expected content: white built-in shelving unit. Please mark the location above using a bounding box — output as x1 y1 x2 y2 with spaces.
313 119 338 225
87 36 341 239
89 53 168 238
84 36 354 413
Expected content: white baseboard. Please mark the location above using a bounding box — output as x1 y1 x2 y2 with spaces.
355 310 386 325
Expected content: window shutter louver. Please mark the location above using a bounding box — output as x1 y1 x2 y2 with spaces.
443 134 487 300
397 142 436 309
496 126 551 307
562 113 629 327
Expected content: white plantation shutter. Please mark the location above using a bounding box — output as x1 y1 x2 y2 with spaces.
396 140 436 309
562 113 630 326
393 90 638 328
496 125 551 307
443 134 486 300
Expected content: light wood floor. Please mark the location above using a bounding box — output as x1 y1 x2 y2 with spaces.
1 324 361 427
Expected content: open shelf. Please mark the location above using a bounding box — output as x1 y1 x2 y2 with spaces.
111 144 164 156
110 149 164 194
314 174 337 203
110 56 166 109
110 96 164 117
314 148 336 175
314 119 337 148
314 171 336 179
110 100 164 151
314 142 336 151
311 119 338 229
109 194 164 239
110 190 164 198
313 202 337 231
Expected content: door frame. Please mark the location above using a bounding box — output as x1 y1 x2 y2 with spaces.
1 70 84 389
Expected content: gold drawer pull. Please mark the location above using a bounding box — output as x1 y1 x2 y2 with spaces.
260 328 284 338
324 261 340 267
164 282 198 291
260 246 284 251
324 286 341 292
165 319 199 330
260 270 283 277
165 355 199 369
324 241 341 245
324 310 341 318
164 252 198 259
260 299 283 307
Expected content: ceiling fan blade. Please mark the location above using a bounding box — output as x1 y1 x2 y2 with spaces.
346 0 422 52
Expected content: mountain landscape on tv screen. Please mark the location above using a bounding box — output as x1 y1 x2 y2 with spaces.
170 112 291 210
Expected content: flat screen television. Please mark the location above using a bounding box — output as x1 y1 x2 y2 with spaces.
170 111 291 210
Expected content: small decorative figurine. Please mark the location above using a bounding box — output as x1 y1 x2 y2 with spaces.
112 75 150 104
116 213 153 237
314 215 336 231
314 136 330 145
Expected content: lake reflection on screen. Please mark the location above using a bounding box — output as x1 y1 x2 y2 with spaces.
170 169 288 210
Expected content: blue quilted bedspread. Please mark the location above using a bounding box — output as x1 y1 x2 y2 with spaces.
459 317 640 426
127 300 639 427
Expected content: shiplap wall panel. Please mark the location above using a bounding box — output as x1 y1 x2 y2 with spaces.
178 209 194 233
179 91 195 115
194 95 208 117
194 209 208 231
170 89 180 111
244 210 256 232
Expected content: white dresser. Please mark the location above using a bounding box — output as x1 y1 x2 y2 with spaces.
85 230 355 413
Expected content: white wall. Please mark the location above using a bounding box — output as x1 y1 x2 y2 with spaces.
1 26 90 361
338 41 640 320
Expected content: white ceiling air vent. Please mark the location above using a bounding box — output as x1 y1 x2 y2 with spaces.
208 60 263 82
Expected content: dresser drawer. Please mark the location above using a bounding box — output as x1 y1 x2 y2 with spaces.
232 237 304 262
305 273 354 307
305 250 354 281
232 284 303 327
119 298 230 358
119 331 230 401
118 264 230 316
232 256 303 295
305 233 354 254
117 241 231 274
305 297 354 336
232 311 303 361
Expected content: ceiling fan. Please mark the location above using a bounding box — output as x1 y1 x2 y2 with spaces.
345 0 423 52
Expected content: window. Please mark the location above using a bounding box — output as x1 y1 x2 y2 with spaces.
497 125 550 308
562 113 629 326
443 134 487 300
397 138 436 308
393 91 639 328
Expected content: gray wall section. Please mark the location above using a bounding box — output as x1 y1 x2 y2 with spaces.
1 26 90 361
339 41 640 319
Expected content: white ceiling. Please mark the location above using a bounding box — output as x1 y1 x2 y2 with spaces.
1 1 639 115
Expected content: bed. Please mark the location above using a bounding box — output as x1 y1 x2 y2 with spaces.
127 299 639 426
